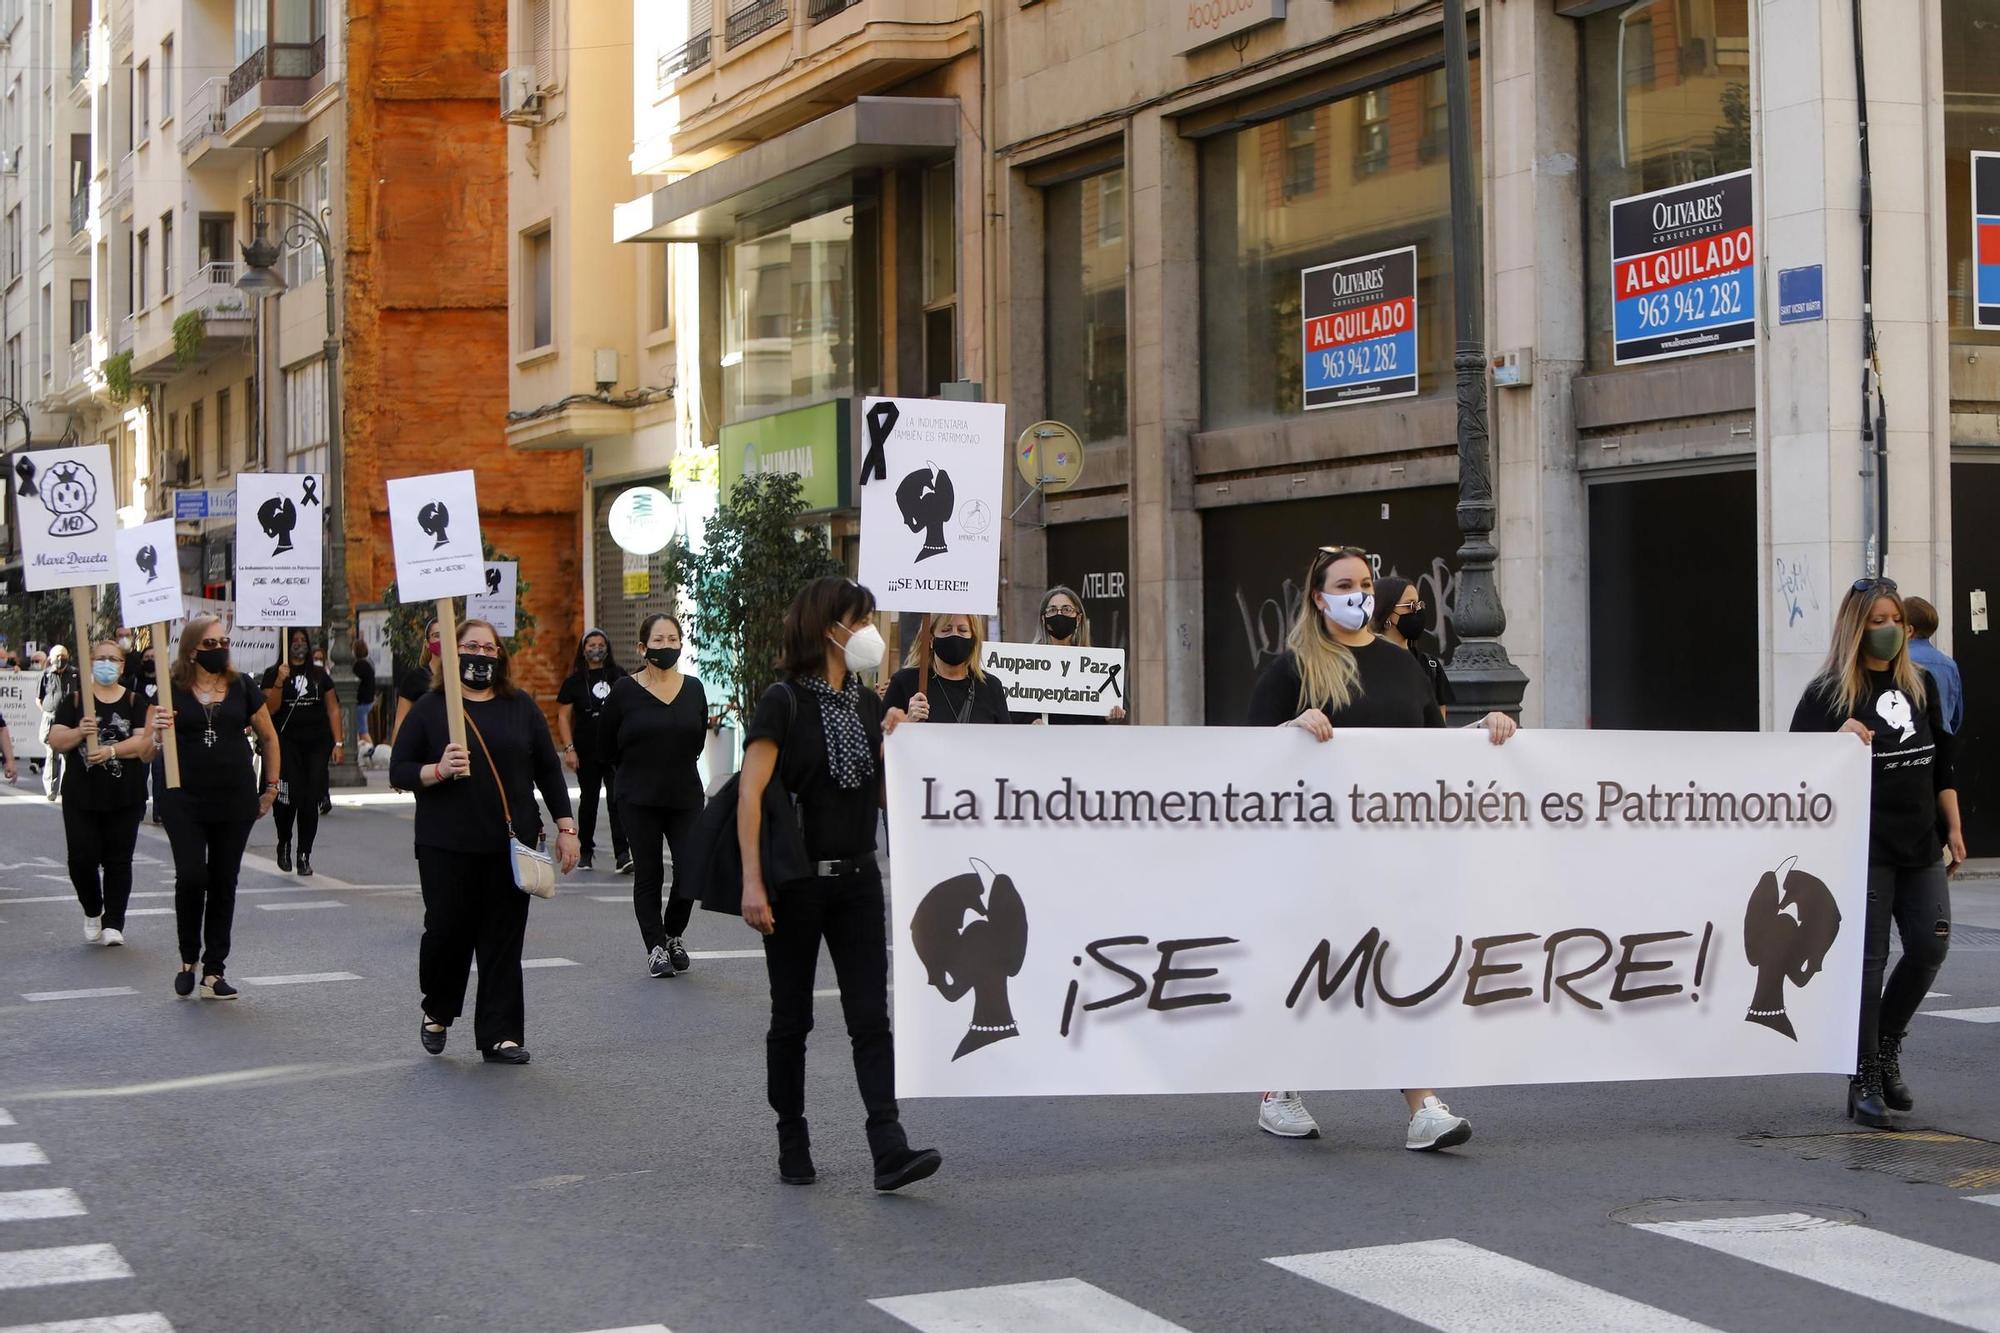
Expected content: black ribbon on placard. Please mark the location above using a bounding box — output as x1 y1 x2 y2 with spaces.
300 476 320 506
1092 663 1123 703
860 400 898 486
13 455 36 498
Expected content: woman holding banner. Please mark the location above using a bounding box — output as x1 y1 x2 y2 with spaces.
1247 545 1516 1151
885 615 1012 727
738 577 942 1192
261 628 342 877
391 619 579 1064
153 615 282 1001
1372 576 1455 710
48 639 157 945
1018 586 1126 726
1790 578 1964 1127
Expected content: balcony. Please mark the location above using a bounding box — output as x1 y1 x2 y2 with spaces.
69 32 86 83
656 31 713 89
726 0 787 49
179 78 243 166
67 189 87 235
178 262 253 325
114 314 133 354
808 0 864 22
69 336 91 384
109 152 133 213
222 40 329 147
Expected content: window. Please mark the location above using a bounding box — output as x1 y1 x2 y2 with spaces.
236 0 267 62
124 234 135 315
284 358 329 476
136 61 150 142
524 0 554 86
923 161 957 395
217 388 232 472
1046 167 1128 448
70 278 89 340
190 401 204 479
522 225 552 350
1283 110 1319 199
722 198 863 420
1420 70 1449 162
278 153 330 286
651 246 673 334
1354 89 1389 177
160 37 174 121
1945 0 2000 342
137 229 150 308
160 211 173 294
198 214 235 269
5 206 17 281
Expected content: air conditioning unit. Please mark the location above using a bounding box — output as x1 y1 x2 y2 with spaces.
499 66 544 126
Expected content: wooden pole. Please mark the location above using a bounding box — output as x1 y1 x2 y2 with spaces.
150 622 180 788
68 586 103 763
436 597 466 753
917 612 933 702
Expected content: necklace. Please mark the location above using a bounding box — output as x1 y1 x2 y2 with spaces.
932 672 976 723
192 678 225 748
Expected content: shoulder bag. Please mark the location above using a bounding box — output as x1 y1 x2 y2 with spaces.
464 710 558 899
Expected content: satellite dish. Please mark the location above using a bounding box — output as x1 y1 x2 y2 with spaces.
1015 421 1085 494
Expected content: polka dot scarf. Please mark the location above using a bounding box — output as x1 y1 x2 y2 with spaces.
800 673 874 790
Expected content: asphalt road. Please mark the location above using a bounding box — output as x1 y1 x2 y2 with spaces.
2 774 1999 1333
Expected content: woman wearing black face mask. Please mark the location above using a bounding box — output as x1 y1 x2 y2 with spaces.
602 614 708 977
557 628 630 873
1017 585 1127 726
884 614 1012 726
1372 576 1455 710
260 628 341 875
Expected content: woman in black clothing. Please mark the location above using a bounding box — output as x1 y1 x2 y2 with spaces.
1372 576 1455 710
604 614 707 978
1790 577 1965 1126
557 628 631 872
353 636 378 754
151 615 281 1000
1017 585 1128 726
1246 545 1515 1151
739 577 942 1192
48 639 158 947
884 614 1011 726
391 619 441 744
391 618 579 1064
261 628 342 876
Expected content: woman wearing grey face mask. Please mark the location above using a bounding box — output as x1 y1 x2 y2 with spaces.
557 629 630 873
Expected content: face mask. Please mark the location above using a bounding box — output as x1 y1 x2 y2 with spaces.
461 657 498 689
932 634 975 667
585 645 608 664
1318 591 1375 633
645 646 681 671
117 637 132 652
1395 604 1431 641
93 661 120 685
1864 625 1905 661
1043 613 1079 641
427 638 442 658
141 661 156 677
194 648 230 674
832 623 887 674
290 644 308 664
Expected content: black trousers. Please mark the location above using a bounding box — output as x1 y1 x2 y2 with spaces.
63 802 144 928
162 803 255 973
418 846 531 1051
1860 861 1952 1056
575 753 627 862
762 863 906 1160
622 801 696 952
272 735 332 853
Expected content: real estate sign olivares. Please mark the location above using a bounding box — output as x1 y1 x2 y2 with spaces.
1610 169 1755 365
1973 152 2000 330
1300 246 1418 409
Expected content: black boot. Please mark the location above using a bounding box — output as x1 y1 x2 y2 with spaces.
1878 1034 1913 1112
276 839 292 873
873 1145 943 1193
777 1121 816 1186
1848 1057 1892 1128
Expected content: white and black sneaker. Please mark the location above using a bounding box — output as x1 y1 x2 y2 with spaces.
615 855 635 875
1257 1091 1321 1139
648 945 675 978
665 936 691 973
83 915 103 943
1405 1096 1472 1151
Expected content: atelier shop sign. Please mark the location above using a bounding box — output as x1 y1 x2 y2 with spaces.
1174 0 1285 55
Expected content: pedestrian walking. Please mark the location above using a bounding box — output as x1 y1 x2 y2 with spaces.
603 614 706 977
392 619 441 744
153 615 281 1001
260 628 341 876
1372 575 1455 710
1902 597 1964 736
738 576 942 1191
390 618 578 1064
47 640 157 946
38 645 75 800
1246 544 1516 1151
353 635 378 754
0 704 16 785
557 628 631 873
1790 577 1965 1126
1016 586 1126 726
885 614 1012 726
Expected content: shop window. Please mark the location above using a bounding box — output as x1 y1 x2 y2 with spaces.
1943 0 2000 343
722 198 860 421
1046 165 1128 447
1581 0 1751 369
1283 111 1319 199
1354 90 1390 177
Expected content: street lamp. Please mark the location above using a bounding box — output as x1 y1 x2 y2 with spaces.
237 198 363 788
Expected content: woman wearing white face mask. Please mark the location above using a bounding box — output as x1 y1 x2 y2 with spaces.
1246 545 1516 1152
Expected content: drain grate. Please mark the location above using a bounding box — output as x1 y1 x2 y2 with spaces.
1743 1129 2000 1189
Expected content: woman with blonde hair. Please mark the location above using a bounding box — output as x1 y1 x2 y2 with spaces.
1245 544 1516 1151
1790 576 1964 1126
1018 585 1126 725
884 613 1013 726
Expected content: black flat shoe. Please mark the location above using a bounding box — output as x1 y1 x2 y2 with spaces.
481 1045 531 1065
873 1146 943 1193
173 969 196 998
199 976 238 1001
297 854 314 877
275 840 292 873
779 1146 818 1185
420 1020 447 1055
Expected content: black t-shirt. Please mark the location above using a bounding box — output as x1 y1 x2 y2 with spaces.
164 675 266 821
747 679 883 861
1791 669 1955 868
398 665 434 704
260 663 336 744
602 674 708 809
1246 639 1448 729
389 690 573 852
354 658 377 707
884 666 1013 726
1411 643 1457 709
557 666 626 757
51 688 150 809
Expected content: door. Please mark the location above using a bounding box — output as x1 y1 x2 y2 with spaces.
1951 460 2000 854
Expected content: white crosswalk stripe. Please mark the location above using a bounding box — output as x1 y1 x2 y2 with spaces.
872 1278 1189 1332
253 901 342 912
21 989 139 1004
0 1243 132 1291
0 1145 49 1167
567 1326 671 1333
1971 1195 2000 1209
0 1316 176 1332
239 973 363 987
1635 1213 2000 1331
0 1189 86 1222
1922 1006 2000 1024
1269 1239 1718 1331
0 1111 13 1128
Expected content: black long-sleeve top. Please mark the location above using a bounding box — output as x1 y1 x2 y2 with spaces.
1246 641 1447 729
602 673 708 809
391 690 572 852
883 666 1012 725
1790 669 1955 868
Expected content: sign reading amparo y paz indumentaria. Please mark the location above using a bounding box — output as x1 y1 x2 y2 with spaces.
979 641 1126 718
1174 0 1285 55
1610 168 1755 365
1301 246 1419 410
718 400 852 513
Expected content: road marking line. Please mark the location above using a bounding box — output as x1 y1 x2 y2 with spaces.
0 1316 176 1333
0 1243 133 1290
569 1326 672 1333
1635 1213 2000 1331
1926 992 1950 999
123 909 173 916
688 949 764 961
587 895 628 904
1269 1239 1716 1332
21 989 139 1003
0 1111 13 1127
1970 1194 2000 1208
873 1278 1187 1332
0 1189 86 1222
0 1146 48 1167
522 958 577 969
254 901 342 911
1921 1006 2000 1024
239 973 363 986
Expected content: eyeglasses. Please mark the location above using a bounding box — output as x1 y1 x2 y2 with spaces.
1852 576 1899 594
1396 599 1426 614
457 642 501 658
197 637 231 650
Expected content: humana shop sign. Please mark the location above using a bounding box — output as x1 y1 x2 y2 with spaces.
1174 0 1285 55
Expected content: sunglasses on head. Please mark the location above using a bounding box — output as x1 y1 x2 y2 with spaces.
1851 576 1898 595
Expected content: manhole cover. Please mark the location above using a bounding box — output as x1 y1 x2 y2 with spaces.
1611 1199 1864 1228
1744 1129 2000 1189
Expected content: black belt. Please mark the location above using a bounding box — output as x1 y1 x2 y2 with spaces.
813 858 872 878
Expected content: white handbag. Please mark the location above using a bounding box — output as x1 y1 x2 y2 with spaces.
465 714 557 899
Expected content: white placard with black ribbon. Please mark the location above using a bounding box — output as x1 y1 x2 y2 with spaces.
114 518 185 627
386 470 486 601
234 472 325 626
979 641 1125 718
856 397 1007 615
14 444 118 591
467 560 518 637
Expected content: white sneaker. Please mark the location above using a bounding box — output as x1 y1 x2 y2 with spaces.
83 915 102 942
1257 1091 1320 1139
101 928 124 947
1405 1096 1472 1151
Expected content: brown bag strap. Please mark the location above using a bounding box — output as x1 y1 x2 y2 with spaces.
462 711 514 832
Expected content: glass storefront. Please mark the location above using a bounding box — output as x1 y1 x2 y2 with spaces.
1198 63 1477 431
1581 0 1751 369
722 192 873 422
1943 0 2000 345
1046 167 1129 447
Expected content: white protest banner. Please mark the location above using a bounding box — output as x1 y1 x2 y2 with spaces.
856 397 1006 615
174 598 280 676
885 726 1870 1098
386 470 485 601
114 519 184 628
980 641 1126 718
15 444 117 591
0 672 46 759
467 561 517 637
235 472 324 626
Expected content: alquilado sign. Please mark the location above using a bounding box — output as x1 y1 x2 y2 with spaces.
1174 0 1286 55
